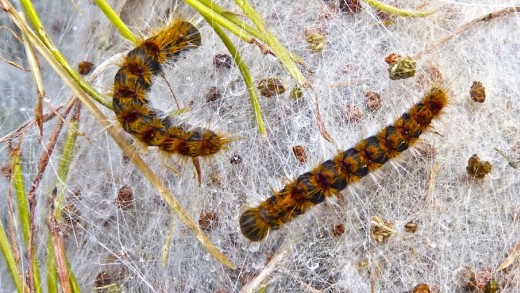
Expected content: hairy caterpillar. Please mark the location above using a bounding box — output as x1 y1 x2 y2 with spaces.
113 19 230 181
239 87 448 241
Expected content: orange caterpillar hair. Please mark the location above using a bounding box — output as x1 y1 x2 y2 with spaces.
113 20 229 163
239 87 448 241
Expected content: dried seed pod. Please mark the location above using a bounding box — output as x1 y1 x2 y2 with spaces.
1 164 12 179
292 146 307 163
470 81 486 103
62 203 80 227
230 154 243 165
78 61 94 75
339 0 362 14
387 55 417 80
305 27 327 52
466 154 492 179
205 86 221 103
342 103 363 122
306 32 326 52
412 283 431 293
371 216 394 243
115 185 134 210
357 258 369 270
258 78 286 97
332 223 345 237
94 271 112 288
290 85 303 99
404 221 418 233
94 267 126 291
213 53 233 69
198 210 219 232
453 267 476 288
364 91 381 111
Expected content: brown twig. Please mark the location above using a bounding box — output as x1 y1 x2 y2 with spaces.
47 188 72 293
248 38 275 56
71 99 82 121
424 161 440 207
6 141 22 266
309 86 335 145
0 105 64 144
0 25 30 71
0 54 28 71
43 99 85 137
240 241 291 293
414 5 520 59
26 100 76 292
370 259 386 293
160 72 181 110
22 25 45 140
498 241 520 271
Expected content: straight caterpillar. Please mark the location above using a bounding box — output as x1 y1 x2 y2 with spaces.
113 20 230 179
239 87 448 241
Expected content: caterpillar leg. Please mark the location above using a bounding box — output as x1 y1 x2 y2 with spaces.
192 157 202 186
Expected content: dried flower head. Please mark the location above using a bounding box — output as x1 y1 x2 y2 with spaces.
387 55 417 80
198 210 219 232
470 81 486 103
115 185 134 210
466 154 492 179
292 145 307 163
371 216 394 243
290 85 303 99
305 27 327 52
339 0 362 14
332 223 345 237
205 86 221 103
405 221 418 233
230 154 243 165
258 78 286 97
364 91 381 111
213 53 233 69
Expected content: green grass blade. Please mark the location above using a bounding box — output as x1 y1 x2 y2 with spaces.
204 18 266 136
233 0 307 86
10 148 29 244
363 0 436 17
0 220 26 292
46 237 58 293
20 0 111 109
93 0 137 43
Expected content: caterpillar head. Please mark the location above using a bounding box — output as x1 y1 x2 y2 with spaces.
239 207 271 242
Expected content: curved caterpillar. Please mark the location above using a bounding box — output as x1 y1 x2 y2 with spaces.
113 20 229 179
239 87 448 241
